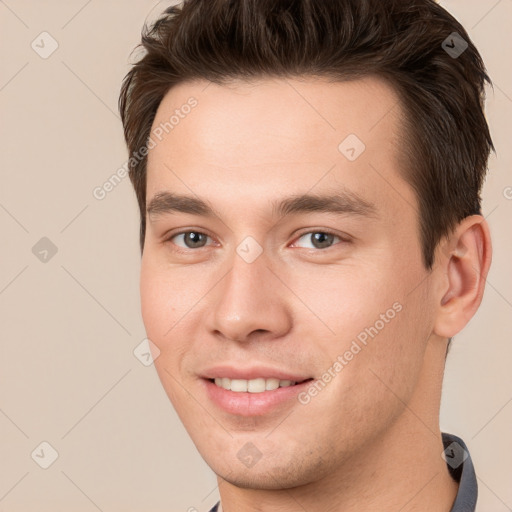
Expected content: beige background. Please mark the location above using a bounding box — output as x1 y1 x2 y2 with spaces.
0 1 511 511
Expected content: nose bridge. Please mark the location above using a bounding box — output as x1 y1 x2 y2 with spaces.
207 245 291 342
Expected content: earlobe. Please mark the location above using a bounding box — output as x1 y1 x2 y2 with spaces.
434 215 492 338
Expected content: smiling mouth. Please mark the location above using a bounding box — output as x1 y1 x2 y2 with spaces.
208 377 314 393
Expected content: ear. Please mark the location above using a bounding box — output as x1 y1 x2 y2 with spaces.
433 215 492 338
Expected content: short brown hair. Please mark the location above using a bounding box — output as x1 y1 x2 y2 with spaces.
119 0 494 269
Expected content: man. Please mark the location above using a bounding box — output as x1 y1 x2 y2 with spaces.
119 0 493 510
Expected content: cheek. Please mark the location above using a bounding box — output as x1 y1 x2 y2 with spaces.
140 257 204 371
139 259 186 357
307 262 431 403
140 262 192 409
333 288 432 427
140 263 164 337
140 256 191 331
289 264 398 343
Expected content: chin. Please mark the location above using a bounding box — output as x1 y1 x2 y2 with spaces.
214 467 305 490
202 451 329 490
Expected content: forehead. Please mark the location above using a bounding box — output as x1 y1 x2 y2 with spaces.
146 76 415 223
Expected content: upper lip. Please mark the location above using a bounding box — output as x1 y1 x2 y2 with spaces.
200 365 312 382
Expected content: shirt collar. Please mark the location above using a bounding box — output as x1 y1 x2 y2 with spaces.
442 432 478 512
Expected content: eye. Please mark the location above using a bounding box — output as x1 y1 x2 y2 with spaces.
168 231 214 250
292 230 345 250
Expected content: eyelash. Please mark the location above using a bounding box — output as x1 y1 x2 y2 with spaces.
164 228 350 253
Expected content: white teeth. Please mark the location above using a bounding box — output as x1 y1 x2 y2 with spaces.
212 377 298 393
230 379 248 392
265 378 280 391
248 378 266 393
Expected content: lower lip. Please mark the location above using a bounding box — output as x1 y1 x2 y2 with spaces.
202 378 313 416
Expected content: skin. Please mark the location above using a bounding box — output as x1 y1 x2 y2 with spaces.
141 76 492 511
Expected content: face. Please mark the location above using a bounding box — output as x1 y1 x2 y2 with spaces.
141 76 438 489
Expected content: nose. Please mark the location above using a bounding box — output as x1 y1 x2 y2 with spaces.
205 248 293 343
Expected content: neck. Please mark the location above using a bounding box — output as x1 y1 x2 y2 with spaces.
217 338 459 512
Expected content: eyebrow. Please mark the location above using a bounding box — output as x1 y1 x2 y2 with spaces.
146 190 378 221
